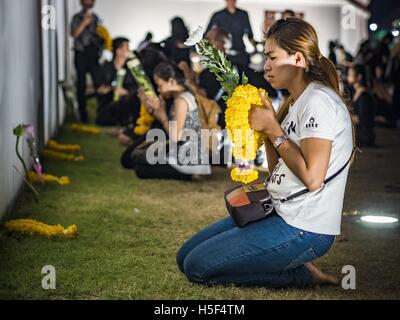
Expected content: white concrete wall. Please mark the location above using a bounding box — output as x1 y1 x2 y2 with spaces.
88 0 366 57
0 0 68 219
0 0 42 219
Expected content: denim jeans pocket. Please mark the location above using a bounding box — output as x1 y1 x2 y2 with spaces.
282 247 319 272
318 234 335 247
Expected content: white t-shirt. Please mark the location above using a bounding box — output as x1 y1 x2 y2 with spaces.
267 81 353 235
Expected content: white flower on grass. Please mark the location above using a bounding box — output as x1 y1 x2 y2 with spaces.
184 26 204 46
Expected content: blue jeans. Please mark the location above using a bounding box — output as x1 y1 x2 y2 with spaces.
176 212 335 288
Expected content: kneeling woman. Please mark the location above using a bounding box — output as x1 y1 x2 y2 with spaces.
176 18 354 288
124 62 211 180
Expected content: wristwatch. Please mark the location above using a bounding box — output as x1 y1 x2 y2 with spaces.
273 135 289 149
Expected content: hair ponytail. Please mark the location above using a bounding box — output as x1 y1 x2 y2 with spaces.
309 56 339 94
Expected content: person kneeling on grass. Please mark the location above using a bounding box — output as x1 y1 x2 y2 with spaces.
176 18 354 288
121 62 211 181
96 37 140 127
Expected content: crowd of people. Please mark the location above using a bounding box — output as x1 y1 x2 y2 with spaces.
69 0 400 290
328 33 400 147
71 0 400 182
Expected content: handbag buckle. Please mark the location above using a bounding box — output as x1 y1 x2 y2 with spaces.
260 196 273 214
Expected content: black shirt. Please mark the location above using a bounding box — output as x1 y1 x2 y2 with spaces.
98 61 138 103
70 10 102 53
206 8 253 53
162 37 191 66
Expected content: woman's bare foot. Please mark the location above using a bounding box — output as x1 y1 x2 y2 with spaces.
191 174 205 182
118 133 133 147
304 261 340 286
105 127 122 136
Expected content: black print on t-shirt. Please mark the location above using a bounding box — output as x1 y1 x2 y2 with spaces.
284 121 296 135
270 173 286 185
305 117 318 128
269 162 286 185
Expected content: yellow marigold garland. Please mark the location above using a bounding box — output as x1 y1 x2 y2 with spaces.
225 85 271 184
28 171 70 185
5 219 78 238
47 139 81 152
230 167 259 184
96 24 113 51
134 103 155 136
71 123 101 134
43 149 84 161
186 28 272 184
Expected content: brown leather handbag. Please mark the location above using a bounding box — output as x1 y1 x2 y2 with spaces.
225 149 355 228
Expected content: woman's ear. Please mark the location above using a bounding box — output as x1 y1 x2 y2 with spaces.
294 51 307 70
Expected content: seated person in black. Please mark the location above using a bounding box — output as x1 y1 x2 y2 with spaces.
347 64 376 147
117 46 170 147
95 37 139 127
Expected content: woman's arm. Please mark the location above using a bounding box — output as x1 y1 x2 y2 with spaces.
71 13 92 38
250 92 332 192
138 88 188 143
265 139 279 175
162 97 188 142
272 132 332 192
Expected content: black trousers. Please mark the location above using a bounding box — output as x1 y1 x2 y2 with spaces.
74 50 102 123
96 94 140 127
120 137 192 181
135 163 193 181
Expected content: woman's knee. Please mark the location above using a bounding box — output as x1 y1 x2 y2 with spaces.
182 250 213 284
176 245 187 274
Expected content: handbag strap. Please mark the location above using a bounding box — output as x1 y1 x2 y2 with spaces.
278 148 355 204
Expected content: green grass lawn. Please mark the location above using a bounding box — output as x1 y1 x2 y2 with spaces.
1 119 400 299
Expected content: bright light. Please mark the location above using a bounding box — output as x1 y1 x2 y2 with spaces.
369 23 378 31
361 215 398 224
392 29 399 37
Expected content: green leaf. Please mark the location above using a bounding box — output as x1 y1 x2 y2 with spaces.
242 72 248 85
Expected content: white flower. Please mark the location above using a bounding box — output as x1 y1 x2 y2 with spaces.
117 69 126 77
127 58 140 69
99 49 113 63
184 26 204 46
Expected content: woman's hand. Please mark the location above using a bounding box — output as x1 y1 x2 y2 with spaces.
97 85 112 95
137 87 167 120
116 87 129 97
249 92 283 138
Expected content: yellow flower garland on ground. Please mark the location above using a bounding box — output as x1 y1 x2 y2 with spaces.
134 103 155 136
96 25 113 51
5 219 77 238
47 139 81 152
28 171 70 185
71 123 101 134
43 149 84 161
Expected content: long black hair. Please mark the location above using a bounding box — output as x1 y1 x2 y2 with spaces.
153 62 186 86
352 64 368 88
153 61 195 96
170 17 189 43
